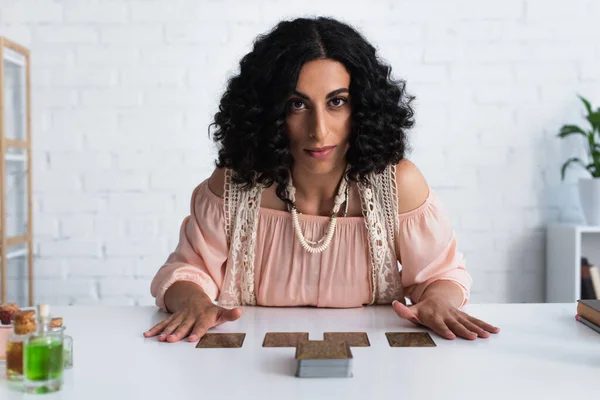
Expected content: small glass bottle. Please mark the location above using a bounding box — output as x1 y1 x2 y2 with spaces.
0 303 20 362
23 304 64 394
6 310 36 381
50 317 73 369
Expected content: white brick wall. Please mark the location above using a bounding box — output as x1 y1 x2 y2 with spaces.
1 0 600 306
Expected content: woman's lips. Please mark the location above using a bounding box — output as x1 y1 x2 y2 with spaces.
304 146 336 159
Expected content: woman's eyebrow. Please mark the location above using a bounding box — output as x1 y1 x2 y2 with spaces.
325 88 349 99
291 88 349 101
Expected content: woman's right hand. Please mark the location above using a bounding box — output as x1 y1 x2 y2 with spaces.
143 298 243 343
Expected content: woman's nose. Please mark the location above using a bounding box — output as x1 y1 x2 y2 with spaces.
310 108 329 141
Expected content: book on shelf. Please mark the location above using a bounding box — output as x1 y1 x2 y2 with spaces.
575 314 600 334
576 299 600 331
580 257 600 300
589 264 600 298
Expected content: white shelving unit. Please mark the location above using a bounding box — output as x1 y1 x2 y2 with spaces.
546 223 600 303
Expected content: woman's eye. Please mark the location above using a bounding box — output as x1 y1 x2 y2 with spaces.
290 100 305 110
330 97 347 107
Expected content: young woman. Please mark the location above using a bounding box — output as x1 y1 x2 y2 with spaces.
144 17 499 344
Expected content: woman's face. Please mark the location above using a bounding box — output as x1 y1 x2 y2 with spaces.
285 59 352 175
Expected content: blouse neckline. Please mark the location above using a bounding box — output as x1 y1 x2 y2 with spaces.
202 180 365 223
200 178 434 223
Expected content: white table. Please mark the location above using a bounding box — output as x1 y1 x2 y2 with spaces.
0 303 598 399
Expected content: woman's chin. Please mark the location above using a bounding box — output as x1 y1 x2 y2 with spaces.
295 160 346 176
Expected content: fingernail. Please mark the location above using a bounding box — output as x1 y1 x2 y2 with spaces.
392 300 399 305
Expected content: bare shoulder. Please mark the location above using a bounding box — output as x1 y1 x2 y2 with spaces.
207 167 226 198
394 159 430 214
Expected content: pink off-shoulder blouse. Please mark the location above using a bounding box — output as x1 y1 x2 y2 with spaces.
150 179 472 310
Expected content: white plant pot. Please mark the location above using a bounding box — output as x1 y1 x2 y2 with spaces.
578 177 600 226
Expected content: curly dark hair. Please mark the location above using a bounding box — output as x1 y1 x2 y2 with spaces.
209 16 415 202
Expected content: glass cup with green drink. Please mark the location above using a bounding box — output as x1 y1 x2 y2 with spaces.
23 304 64 394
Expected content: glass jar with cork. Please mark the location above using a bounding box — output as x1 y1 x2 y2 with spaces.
23 304 64 394
0 303 20 366
50 317 73 369
6 309 36 381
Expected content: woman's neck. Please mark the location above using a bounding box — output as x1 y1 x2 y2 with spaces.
289 163 347 215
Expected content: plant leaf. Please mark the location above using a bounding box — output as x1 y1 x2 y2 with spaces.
584 162 600 177
588 110 600 133
579 95 593 115
558 124 587 138
593 147 600 166
593 139 600 166
587 163 600 178
588 131 597 156
561 157 587 180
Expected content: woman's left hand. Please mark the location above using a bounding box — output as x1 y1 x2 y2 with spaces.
392 296 500 340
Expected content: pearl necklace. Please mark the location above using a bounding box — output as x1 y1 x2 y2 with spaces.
286 171 349 254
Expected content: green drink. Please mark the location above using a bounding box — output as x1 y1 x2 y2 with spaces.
24 337 64 380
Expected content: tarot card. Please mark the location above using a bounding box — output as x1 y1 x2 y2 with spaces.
195 333 246 348
323 332 370 347
295 340 353 360
385 332 436 347
263 332 309 347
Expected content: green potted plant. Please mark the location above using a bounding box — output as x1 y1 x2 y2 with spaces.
558 94 600 225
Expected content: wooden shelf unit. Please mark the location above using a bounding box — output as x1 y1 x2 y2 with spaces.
0 37 33 306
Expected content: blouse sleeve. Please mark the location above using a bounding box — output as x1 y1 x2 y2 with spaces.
396 187 472 308
150 180 228 311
